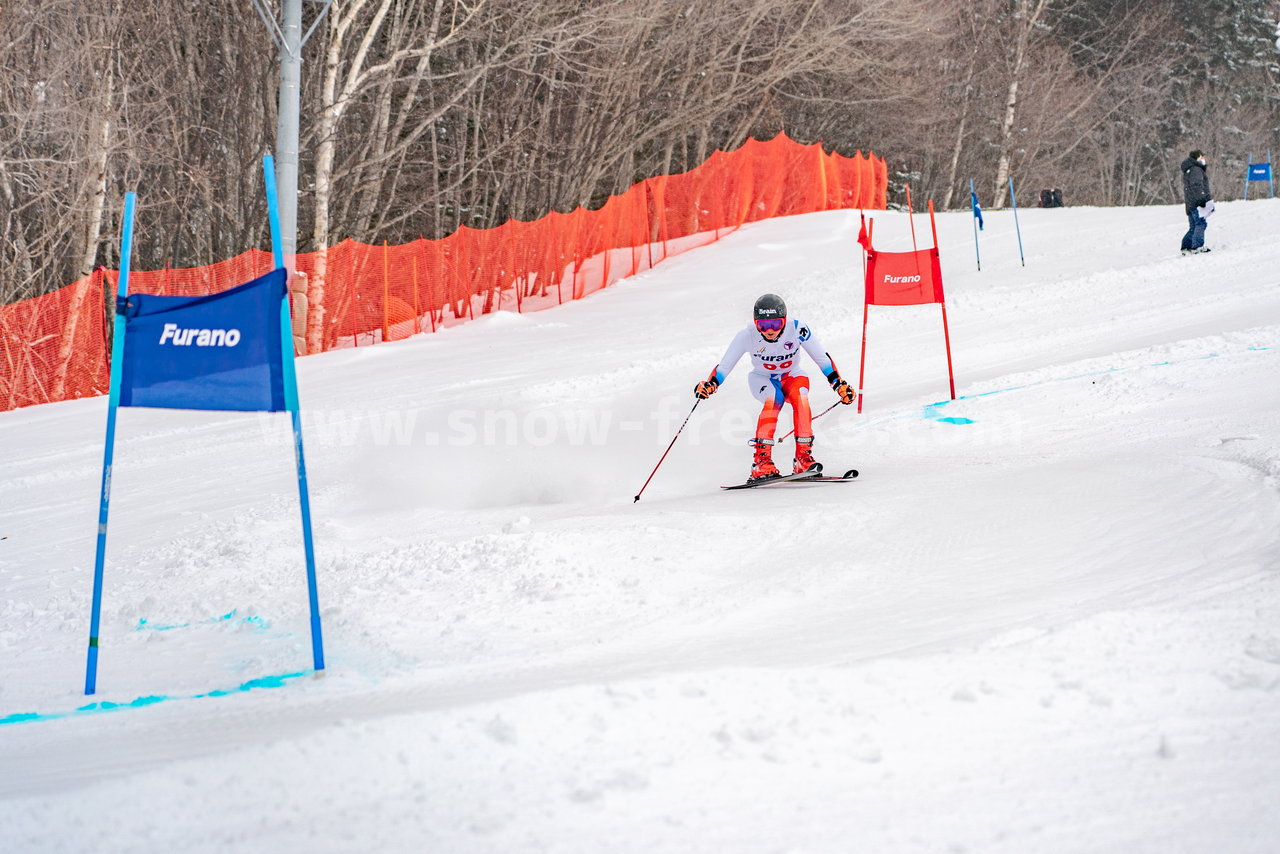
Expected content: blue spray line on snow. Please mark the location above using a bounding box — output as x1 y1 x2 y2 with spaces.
135 609 273 633
0 671 311 727
930 413 976 425
862 345 1277 430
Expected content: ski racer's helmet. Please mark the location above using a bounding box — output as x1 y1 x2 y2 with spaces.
753 293 786 321
753 293 787 337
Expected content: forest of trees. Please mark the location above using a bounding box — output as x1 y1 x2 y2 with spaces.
1 0 1277 303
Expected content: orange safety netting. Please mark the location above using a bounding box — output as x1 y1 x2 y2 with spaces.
1 132 886 412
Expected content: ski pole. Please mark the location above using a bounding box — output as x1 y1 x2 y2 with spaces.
634 398 701 503
779 400 841 441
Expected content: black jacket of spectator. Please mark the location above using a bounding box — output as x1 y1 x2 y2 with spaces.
1181 157 1211 213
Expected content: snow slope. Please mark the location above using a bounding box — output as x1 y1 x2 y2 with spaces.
3 200 1280 853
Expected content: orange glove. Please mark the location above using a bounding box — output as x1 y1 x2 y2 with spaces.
694 379 719 399
832 378 856 405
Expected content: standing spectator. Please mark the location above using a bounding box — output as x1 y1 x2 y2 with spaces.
1180 149 1213 254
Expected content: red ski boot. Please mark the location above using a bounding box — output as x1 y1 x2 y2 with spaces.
749 439 781 482
793 436 822 475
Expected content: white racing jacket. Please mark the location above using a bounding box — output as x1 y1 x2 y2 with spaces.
710 319 839 387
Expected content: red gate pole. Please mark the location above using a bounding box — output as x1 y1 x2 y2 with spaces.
928 201 956 400
857 301 870 414
857 218 874 414
940 302 957 400
905 184 918 252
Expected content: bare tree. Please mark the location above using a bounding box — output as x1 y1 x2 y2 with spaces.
1 0 1277 308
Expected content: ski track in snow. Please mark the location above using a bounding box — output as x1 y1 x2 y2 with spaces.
3 201 1280 852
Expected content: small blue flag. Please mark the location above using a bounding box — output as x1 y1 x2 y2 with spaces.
971 191 984 230
1248 163 1272 181
118 268 288 412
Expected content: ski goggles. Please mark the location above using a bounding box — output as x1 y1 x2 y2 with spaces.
755 317 786 333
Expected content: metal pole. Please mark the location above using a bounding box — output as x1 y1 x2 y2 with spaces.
275 0 302 269
254 0 329 267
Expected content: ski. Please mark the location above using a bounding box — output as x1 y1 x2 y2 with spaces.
793 469 859 482
721 467 822 490
720 467 859 490
721 468 860 486
763 468 859 484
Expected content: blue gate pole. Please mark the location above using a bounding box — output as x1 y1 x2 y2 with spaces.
1008 176 1025 267
1244 152 1251 201
85 192 137 695
1269 149 1274 198
264 155 325 674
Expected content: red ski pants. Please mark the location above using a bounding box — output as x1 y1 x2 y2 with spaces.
753 374 812 441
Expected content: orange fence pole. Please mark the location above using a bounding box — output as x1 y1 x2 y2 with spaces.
382 240 390 343
412 256 421 335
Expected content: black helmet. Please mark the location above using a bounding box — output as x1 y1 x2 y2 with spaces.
753 293 787 321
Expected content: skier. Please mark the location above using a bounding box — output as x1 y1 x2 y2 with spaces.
694 293 856 482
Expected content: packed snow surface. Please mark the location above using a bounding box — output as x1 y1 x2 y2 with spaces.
3 201 1280 853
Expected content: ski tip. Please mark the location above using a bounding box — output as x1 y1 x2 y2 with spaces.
843 469 859 479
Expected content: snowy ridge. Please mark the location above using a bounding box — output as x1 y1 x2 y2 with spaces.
2 201 1280 852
